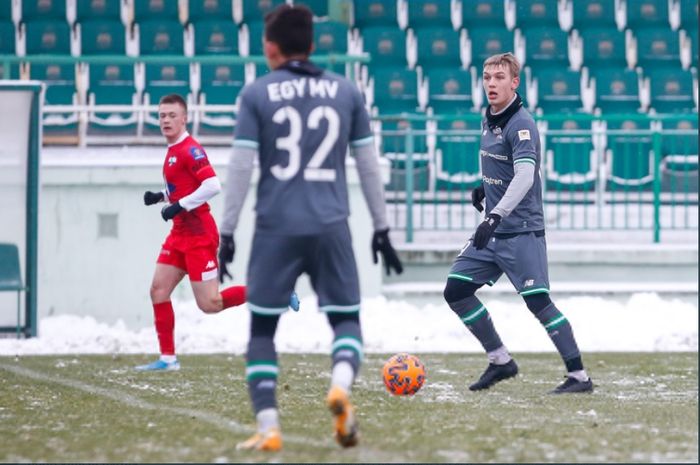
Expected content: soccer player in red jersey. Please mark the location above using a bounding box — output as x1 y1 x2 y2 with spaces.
135 94 247 371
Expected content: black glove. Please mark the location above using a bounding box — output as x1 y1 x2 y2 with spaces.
473 213 501 250
371 228 403 276
160 202 184 221
218 234 235 283
144 190 164 206
471 184 485 212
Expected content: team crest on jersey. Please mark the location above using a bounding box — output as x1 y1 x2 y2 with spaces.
168 156 177 166
190 147 206 160
518 129 531 141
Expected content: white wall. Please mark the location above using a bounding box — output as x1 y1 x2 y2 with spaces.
38 147 387 329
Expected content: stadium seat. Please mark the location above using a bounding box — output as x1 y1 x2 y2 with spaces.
312 20 350 73
0 20 15 54
76 0 122 22
382 118 432 194
361 26 409 70
535 68 584 113
0 0 10 20
515 0 560 30
196 63 245 138
22 0 67 21
543 118 596 191
245 20 264 55
468 27 515 68
432 115 482 191
415 26 462 68
238 0 286 23
571 0 617 31
28 63 80 141
24 20 71 54
579 27 627 68
192 19 239 55
660 117 699 193
688 28 698 67
634 27 681 69
143 63 192 134
625 0 670 29
0 63 19 79
647 68 696 113
188 0 233 23
86 64 139 136
679 0 698 33
371 67 422 114
427 67 475 114
79 19 126 55
407 0 453 29
605 119 654 190
523 27 570 69
353 0 399 28
592 68 641 113
303 0 330 18
138 19 184 55
460 0 508 30
0 243 25 337
133 0 180 22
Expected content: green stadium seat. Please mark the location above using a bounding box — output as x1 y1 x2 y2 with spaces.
138 19 183 55
246 20 264 55
661 117 698 156
22 0 66 21
626 0 669 29
543 119 596 191
133 0 180 22
433 115 482 191
688 29 698 67
647 68 696 113
239 0 286 23
571 0 617 31
579 27 627 68
192 19 239 55
79 19 125 54
605 119 653 190
515 0 560 30
415 27 462 68
382 118 431 193
0 0 12 20
679 0 698 32
312 20 349 74
86 64 139 136
353 0 399 28
468 28 515 68
535 68 584 113
372 67 421 114
143 63 192 133
592 68 641 113
0 63 19 79
361 26 408 69
523 27 569 69
24 20 71 54
407 0 453 29
197 64 245 137
301 0 329 18
188 0 233 23
427 67 474 114
0 20 15 54
29 63 79 139
660 117 698 193
461 0 507 29
76 0 122 22
635 27 681 69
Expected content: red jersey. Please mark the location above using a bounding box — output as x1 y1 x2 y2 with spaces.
163 134 218 239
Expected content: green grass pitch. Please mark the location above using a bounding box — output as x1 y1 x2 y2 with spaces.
0 352 697 462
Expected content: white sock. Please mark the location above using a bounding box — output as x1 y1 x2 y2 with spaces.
487 346 512 365
256 408 279 433
160 354 177 363
331 361 355 393
568 370 589 382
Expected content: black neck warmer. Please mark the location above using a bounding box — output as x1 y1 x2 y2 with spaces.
278 59 324 77
485 93 523 131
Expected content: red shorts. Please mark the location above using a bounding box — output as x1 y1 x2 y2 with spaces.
157 232 219 281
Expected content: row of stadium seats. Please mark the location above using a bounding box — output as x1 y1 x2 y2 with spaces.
5 0 698 31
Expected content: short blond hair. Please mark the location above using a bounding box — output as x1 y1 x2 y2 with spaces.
483 52 520 79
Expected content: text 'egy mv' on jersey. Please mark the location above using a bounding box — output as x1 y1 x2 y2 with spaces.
479 106 545 233
163 135 218 236
233 68 373 235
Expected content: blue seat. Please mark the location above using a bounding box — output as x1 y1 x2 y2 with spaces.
29 63 80 139
535 68 584 113
79 19 126 55
76 0 122 22
361 26 409 71
197 64 245 137
647 68 695 113
133 0 179 22
605 119 654 190
461 0 507 30
138 19 184 55
0 243 25 338
579 27 627 68
407 0 453 29
626 0 670 29
572 0 617 31
312 20 349 73
87 64 139 136
22 0 67 21
635 27 681 69
24 20 71 54
543 119 596 192
515 0 560 29
592 68 641 113
415 26 462 68
353 0 399 28
372 67 421 114
523 26 569 69
192 19 239 55
427 67 474 114
660 117 699 193
188 0 233 23
433 115 482 191
468 28 515 68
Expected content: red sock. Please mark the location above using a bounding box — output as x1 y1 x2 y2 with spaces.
153 301 175 355
221 285 246 309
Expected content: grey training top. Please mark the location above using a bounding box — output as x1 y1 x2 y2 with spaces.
231 68 375 235
479 106 544 233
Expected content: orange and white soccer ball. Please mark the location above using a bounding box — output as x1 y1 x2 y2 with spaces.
382 353 426 396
